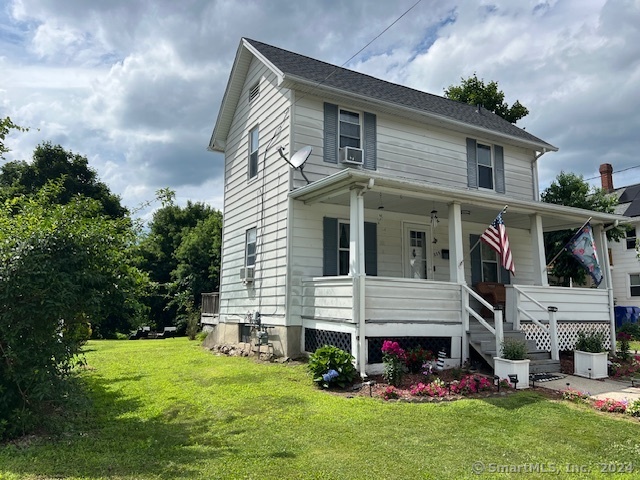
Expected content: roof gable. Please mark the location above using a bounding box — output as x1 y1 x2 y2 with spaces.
211 38 557 152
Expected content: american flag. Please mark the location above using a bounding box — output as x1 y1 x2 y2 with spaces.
480 212 515 275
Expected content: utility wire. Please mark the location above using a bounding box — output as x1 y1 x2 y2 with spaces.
293 0 423 106
585 164 640 181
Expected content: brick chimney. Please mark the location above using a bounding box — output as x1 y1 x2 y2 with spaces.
599 163 614 192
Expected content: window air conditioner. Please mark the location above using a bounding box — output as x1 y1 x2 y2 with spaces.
240 267 255 283
339 147 364 165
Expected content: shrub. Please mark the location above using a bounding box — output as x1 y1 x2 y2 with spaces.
575 331 606 353
626 399 640 417
308 345 356 389
618 322 640 341
500 338 528 360
617 332 632 362
562 388 590 404
593 398 627 413
0 189 146 440
382 386 400 400
404 347 432 374
382 340 405 386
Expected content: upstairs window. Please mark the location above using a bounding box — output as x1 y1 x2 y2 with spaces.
626 227 636 250
466 138 505 193
477 143 494 190
248 126 259 179
339 109 361 149
245 227 257 267
630 274 640 297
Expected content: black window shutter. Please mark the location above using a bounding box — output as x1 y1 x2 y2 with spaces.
501 266 511 285
494 145 505 193
323 217 338 276
470 234 481 286
466 138 477 189
363 112 377 170
364 221 377 276
323 103 338 164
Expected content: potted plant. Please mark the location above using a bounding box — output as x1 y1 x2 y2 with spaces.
493 337 530 389
574 331 608 379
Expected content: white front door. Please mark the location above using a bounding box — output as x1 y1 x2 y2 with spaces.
404 224 430 279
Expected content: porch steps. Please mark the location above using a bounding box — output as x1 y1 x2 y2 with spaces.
468 319 561 375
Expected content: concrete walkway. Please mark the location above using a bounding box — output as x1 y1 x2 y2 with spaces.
539 374 640 402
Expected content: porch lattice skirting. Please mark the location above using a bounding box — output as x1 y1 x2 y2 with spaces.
304 328 352 354
520 321 611 351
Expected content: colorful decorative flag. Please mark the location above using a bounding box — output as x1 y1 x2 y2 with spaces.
480 212 515 275
565 222 603 286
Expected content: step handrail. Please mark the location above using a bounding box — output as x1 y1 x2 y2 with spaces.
462 285 503 356
512 285 559 361
513 285 546 312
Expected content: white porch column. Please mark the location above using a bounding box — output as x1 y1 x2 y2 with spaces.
448 202 468 365
594 223 616 353
530 213 549 286
349 187 367 377
448 202 465 284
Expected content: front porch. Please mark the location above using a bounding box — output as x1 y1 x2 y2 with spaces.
290 170 624 375
300 276 614 373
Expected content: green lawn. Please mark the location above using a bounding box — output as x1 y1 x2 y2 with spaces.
1 339 639 480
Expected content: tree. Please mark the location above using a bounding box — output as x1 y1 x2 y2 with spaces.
0 116 28 160
444 73 529 124
0 142 127 218
541 172 624 286
0 183 147 439
135 197 223 329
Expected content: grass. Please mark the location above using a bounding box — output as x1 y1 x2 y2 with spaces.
1 339 639 480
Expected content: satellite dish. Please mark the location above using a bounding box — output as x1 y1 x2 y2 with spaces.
278 146 312 184
290 146 312 168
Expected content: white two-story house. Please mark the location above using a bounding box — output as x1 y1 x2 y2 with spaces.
599 163 640 312
206 38 626 375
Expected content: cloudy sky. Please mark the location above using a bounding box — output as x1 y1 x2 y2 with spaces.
1 0 639 217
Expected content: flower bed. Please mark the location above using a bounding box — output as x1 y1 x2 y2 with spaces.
363 369 514 402
562 386 640 419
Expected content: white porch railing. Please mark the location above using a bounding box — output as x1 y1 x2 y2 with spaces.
509 285 559 361
462 285 503 357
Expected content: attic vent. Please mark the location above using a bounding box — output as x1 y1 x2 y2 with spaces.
249 82 260 103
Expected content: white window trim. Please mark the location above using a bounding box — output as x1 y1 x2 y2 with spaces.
629 273 640 297
626 227 637 250
338 108 362 150
476 142 495 191
245 227 257 268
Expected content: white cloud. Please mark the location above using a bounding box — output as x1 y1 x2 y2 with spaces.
1 0 639 217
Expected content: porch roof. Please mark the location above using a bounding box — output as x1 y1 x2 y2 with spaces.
289 169 629 231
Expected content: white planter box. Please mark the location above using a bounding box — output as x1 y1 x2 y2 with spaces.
574 351 608 379
494 357 530 389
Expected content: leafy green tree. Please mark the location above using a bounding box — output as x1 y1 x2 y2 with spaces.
0 142 127 218
0 183 147 439
136 198 222 329
541 172 624 286
0 116 28 160
444 73 529 124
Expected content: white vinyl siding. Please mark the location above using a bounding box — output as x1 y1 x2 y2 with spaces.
291 94 535 199
219 56 291 323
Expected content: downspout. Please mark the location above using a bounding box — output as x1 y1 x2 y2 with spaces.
603 221 619 354
532 148 547 201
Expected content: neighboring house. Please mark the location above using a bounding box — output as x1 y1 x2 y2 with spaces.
205 38 627 375
599 163 640 309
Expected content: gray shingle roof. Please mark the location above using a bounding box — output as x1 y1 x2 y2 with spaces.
615 183 640 217
245 38 556 150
